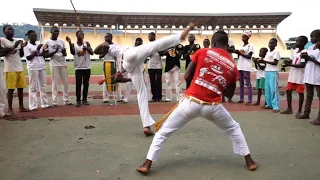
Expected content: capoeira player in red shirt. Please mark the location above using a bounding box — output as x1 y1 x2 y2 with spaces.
94 23 196 136
136 30 258 174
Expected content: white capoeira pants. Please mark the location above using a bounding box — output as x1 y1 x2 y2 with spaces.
165 67 183 102
0 66 6 117
123 72 151 103
122 33 183 128
28 69 49 110
146 96 250 161
50 66 71 105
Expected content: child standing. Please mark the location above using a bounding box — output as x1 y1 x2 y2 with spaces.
0 25 29 116
252 47 268 106
281 36 308 117
297 30 320 125
235 31 254 105
259 38 281 113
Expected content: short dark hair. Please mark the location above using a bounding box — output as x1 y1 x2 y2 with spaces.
25 30 36 36
2 24 11 33
76 30 83 36
311 29 320 37
106 32 112 36
211 31 228 46
136 38 142 42
203 38 210 41
149 32 155 36
260 47 268 53
50 26 59 33
298 35 308 45
270 38 278 43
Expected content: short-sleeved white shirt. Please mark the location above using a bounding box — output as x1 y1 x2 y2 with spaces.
265 49 281 72
0 38 23 72
24 42 46 70
44 39 67 67
287 49 306 84
237 44 254 71
303 45 320 85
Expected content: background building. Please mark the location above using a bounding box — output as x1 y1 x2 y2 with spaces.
34 8 291 60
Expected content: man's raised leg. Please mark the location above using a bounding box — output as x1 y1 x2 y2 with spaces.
126 23 196 65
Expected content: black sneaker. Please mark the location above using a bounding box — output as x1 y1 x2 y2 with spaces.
76 101 81 107
82 100 90 105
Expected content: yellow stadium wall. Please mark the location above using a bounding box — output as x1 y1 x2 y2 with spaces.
41 31 290 60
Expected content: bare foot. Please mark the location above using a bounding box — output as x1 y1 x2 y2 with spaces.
136 160 152 175
19 107 30 112
261 106 272 109
228 100 235 104
245 154 258 171
280 109 293 114
295 111 302 118
237 100 244 104
143 127 154 136
8 110 16 116
272 110 280 113
253 102 260 106
310 119 320 126
245 102 252 106
297 114 309 119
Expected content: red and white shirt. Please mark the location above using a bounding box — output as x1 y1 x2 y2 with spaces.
184 48 238 103
287 49 306 84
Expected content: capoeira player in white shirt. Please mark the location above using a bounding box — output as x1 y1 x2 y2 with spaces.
94 23 196 136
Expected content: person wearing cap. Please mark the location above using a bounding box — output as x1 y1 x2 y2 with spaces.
234 31 254 105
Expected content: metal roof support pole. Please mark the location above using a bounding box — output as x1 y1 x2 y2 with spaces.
60 26 62 33
274 27 277 38
110 28 112 34
155 28 157 35
40 25 44 43
124 28 127 37
140 28 142 36
93 27 96 36
170 28 172 35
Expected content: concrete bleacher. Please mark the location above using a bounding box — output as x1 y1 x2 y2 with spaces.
41 30 290 60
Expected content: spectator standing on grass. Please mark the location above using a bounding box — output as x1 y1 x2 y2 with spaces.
66 30 93 107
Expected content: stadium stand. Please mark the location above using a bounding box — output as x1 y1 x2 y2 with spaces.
34 8 292 60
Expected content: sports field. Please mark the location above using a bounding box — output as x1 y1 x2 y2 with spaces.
21 60 187 75
21 59 290 76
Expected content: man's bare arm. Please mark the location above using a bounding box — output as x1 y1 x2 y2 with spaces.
184 61 196 81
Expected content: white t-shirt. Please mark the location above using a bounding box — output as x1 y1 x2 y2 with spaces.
237 44 253 71
44 39 67 67
24 42 46 70
303 45 320 85
73 42 91 70
148 52 162 69
255 58 266 79
265 49 281 72
0 38 23 72
287 49 306 84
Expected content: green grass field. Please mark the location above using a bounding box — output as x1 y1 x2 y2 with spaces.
21 59 290 76
22 60 187 75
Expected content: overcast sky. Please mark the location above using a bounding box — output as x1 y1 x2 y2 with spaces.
0 0 318 40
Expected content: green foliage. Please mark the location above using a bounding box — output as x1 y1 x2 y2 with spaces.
285 37 296 50
0 23 40 40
